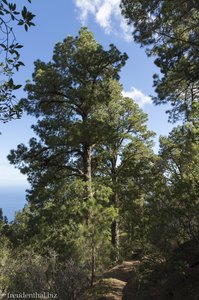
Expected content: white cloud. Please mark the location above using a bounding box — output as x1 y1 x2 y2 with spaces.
74 0 133 40
122 87 152 107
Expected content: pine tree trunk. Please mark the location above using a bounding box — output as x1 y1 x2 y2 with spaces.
83 144 96 285
111 219 120 262
90 244 96 286
82 144 93 202
83 144 92 183
111 158 120 262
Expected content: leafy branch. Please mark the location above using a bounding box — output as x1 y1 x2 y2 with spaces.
0 0 35 122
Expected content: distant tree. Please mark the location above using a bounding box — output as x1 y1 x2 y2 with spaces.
121 0 199 124
0 208 9 236
93 81 155 260
147 125 199 254
118 141 157 256
0 208 3 222
0 0 35 122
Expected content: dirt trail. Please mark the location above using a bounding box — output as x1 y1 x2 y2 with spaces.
103 260 139 300
82 260 139 300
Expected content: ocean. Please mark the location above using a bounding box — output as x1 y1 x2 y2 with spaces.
0 187 27 221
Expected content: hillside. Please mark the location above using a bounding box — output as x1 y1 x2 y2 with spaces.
81 241 199 300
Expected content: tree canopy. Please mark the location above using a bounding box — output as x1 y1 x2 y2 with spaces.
121 0 199 124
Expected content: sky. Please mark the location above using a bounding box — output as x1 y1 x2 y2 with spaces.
0 0 174 220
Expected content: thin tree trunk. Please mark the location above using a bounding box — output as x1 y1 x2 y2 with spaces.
83 144 92 183
111 219 120 262
91 243 96 286
82 143 96 286
111 157 120 262
82 143 93 202
82 143 96 283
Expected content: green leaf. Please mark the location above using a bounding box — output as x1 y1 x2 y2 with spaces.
13 85 22 90
15 44 23 49
22 6 27 19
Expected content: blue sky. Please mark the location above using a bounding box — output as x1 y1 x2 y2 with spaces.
0 0 173 220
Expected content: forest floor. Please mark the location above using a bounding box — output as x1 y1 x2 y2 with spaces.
81 240 199 300
81 260 140 300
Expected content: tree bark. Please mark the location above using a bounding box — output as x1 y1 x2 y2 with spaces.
82 144 93 202
111 157 120 262
90 244 96 286
111 219 120 262
83 144 92 183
